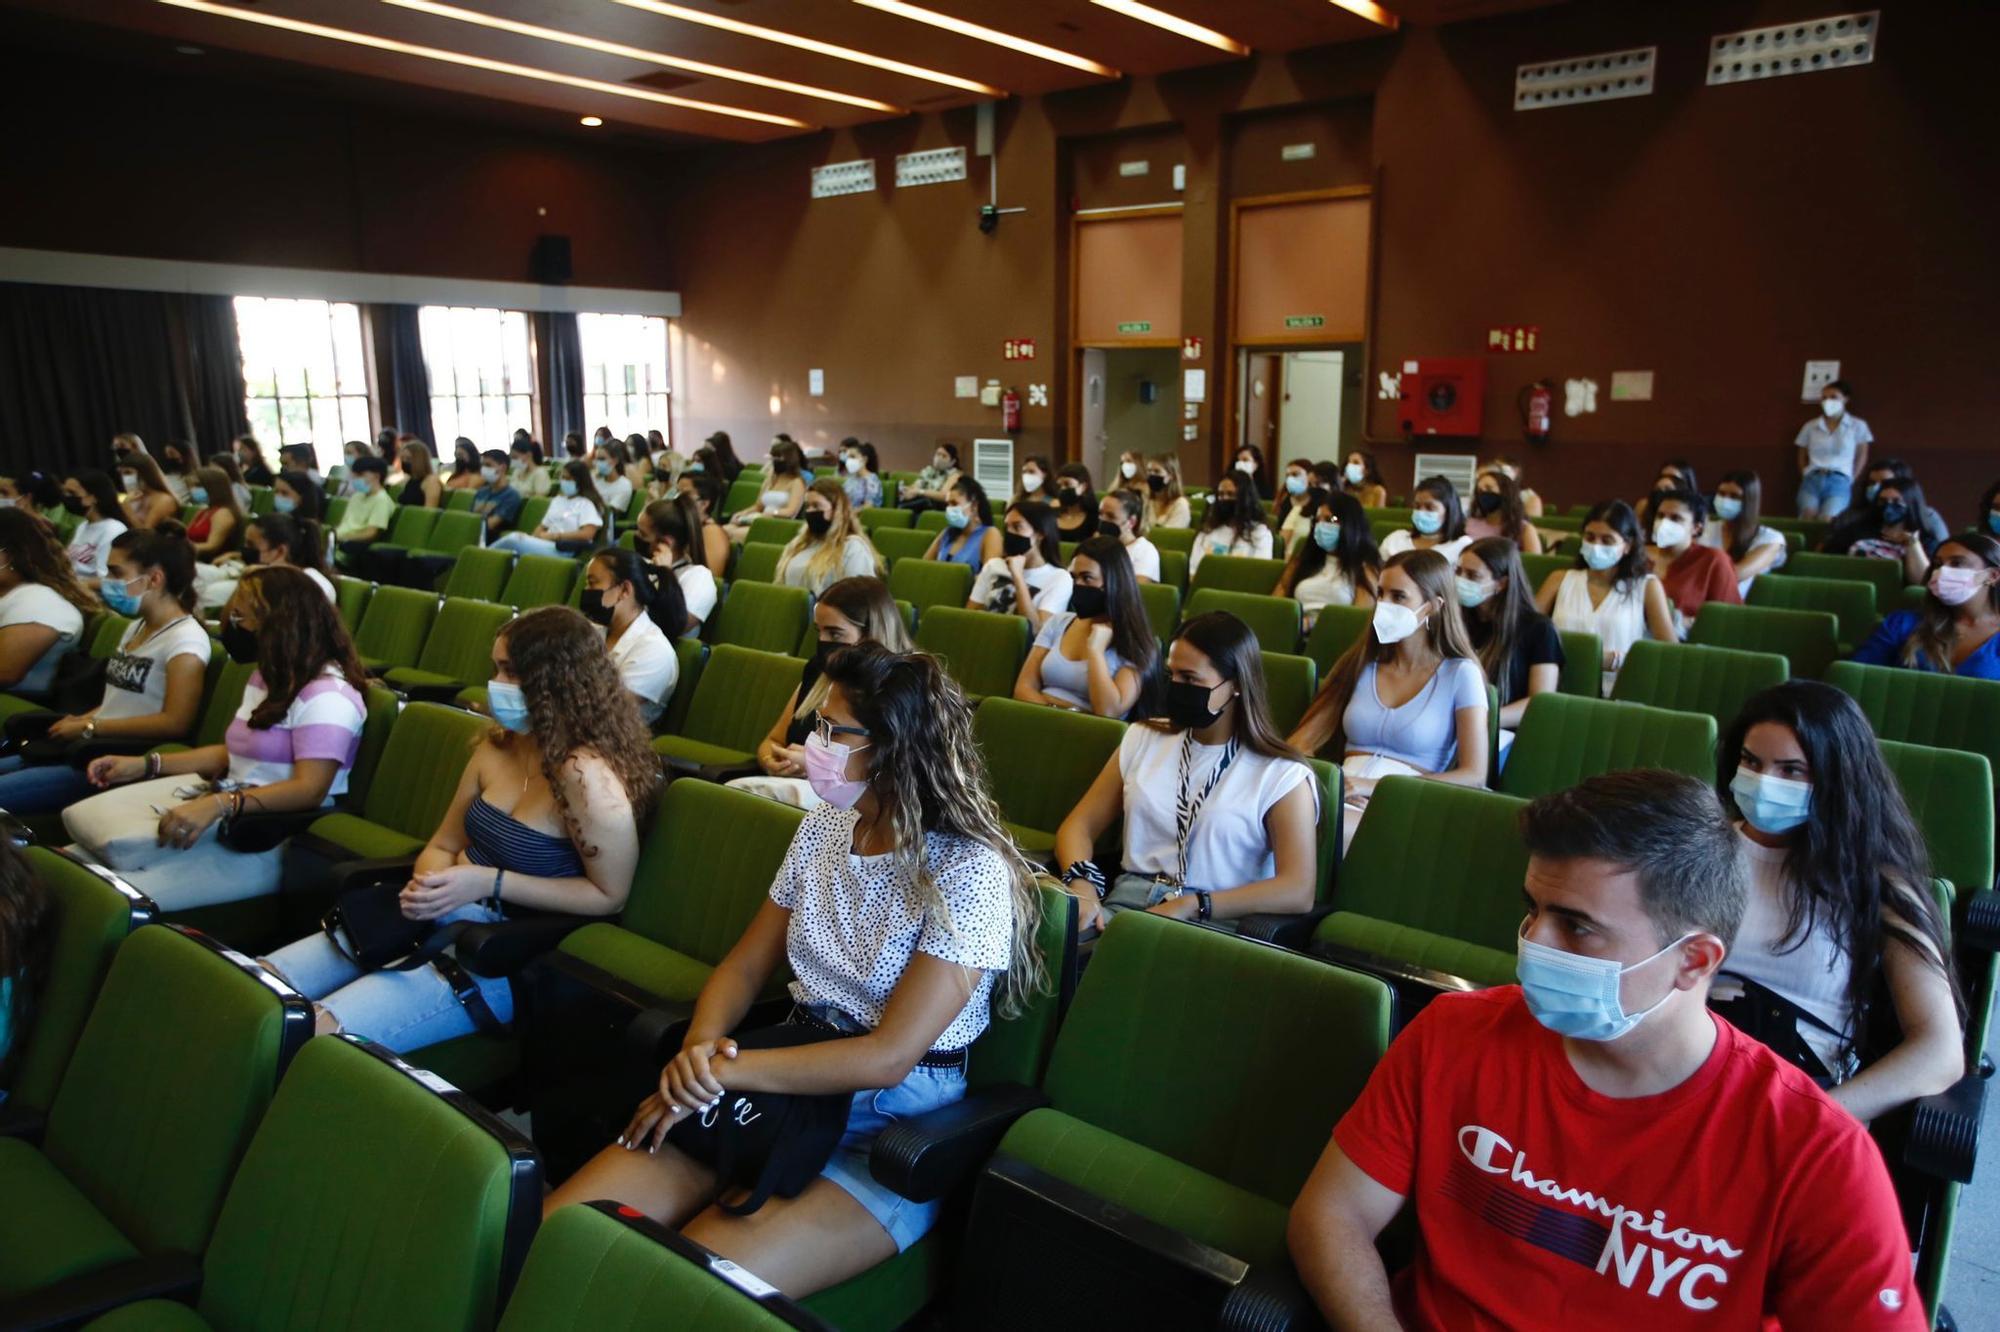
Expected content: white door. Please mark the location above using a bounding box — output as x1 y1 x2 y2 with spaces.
1080 347 1109 480
1276 350 1343 469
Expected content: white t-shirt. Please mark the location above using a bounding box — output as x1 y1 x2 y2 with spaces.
597 474 634 516
769 803 1013 1050
971 559 1072 618
68 518 127 578
1293 563 1359 623
541 496 603 537
0 583 85 696
1116 723 1314 893
1794 412 1874 475
1187 524 1274 574
1701 523 1788 598
607 613 678 724
97 616 212 722
778 535 877 597
1378 529 1473 565
675 561 719 631
1121 536 1161 583
224 666 367 797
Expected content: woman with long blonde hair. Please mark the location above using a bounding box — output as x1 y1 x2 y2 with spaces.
1143 453 1190 529
775 479 883 597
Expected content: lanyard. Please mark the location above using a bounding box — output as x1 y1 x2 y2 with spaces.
1174 731 1238 889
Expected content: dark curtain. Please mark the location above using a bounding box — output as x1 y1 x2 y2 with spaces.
179 292 249 451
545 310 586 446
0 281 194 478
384 303 434 449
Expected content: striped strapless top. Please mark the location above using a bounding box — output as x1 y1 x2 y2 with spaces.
463 795 584 879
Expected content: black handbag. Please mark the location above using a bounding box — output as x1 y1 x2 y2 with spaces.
1711 973 1844 1087
665 1018 854 1216
322 881 432 971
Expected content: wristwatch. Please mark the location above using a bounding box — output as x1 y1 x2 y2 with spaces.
81 719 97 741
1195 890 1213 922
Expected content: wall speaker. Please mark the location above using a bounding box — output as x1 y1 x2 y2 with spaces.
531 234 573 285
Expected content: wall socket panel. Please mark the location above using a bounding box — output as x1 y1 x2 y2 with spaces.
895 146 967 188
810 159 876 199
1707 12 1877 85
1514 46 1656 110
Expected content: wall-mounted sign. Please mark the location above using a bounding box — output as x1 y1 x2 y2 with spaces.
1182 335 1202 360
1119 160 1150 177
1486 325 1540 353
1281 143 1317 161
1183 369 1207 403
1117 320 1153 335
807 368 824 397
1284 315 1325 329
954 375 979 399
1610 369 1655 402
1003 338 1037 361
1027 384 1049 407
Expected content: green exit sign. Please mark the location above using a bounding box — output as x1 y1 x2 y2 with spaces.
1116 320 1153 334
1285 314 1326 329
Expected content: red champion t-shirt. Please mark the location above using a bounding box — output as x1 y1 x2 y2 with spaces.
1333 987 1923 1330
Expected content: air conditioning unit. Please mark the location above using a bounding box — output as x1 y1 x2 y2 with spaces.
1413 452 1480 497
971 438 1014 496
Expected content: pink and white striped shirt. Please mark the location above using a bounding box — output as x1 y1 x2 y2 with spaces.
224 666 367 798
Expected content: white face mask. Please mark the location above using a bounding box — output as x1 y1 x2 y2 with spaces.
1652 517 1692 549
843 456 864 475
1344 462 1365 484
1822 398 1845 419
1371 600 1424 645
1931 565 1990 607
1120 461 1139 479
1020 471 1043 493
1235 459 1256 475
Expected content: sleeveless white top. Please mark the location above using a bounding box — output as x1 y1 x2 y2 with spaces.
1550 568 1652 697
1714 828 1854 1075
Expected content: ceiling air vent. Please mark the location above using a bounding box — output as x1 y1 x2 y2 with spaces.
1707 12 1878 86
1514 46 1656 111
626 70 698 92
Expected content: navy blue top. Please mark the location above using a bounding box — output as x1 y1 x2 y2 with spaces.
1849 610 2000 681
463 795 585 878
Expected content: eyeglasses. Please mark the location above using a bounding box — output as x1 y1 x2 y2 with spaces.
813 716 870 747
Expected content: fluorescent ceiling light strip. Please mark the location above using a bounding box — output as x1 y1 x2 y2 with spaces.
851 0 1121 77
157 0 811 127
1329 0 1399 30
609 0 1005 96
381 0 902 113
1089 0 1247 56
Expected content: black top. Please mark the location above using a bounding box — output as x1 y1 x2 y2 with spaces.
1469 610 1565 706
243 463 275 487
784 656 826 747
399 476 428 507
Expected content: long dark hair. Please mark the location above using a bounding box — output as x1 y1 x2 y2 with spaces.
449 438 479 478
275 469 325 523
1826 475 1937 557
703 432 743 484
591 546 689 638
1412 475 1467 542
0 508 97 614
1716 470 1765 562
1471 468 1529 543
1147 612 1300 759
641 495 704 566
236 566 368 728
950 475 996 530
1718 681 1964 1056
1054 463 1096 523
1901 534 2000 672
0 842 54 1083
559 459 605 513
110 522 198 611
1279 490 1378 595
1008 500 1062 565
247 513 329 579
71 470 126 523
1575 499 1653 591
1200 472 1268 536
1463 536 1535 706
1073 535 1159 685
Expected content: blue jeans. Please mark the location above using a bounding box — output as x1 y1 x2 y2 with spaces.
0 760 95 815
1796 468 1852 519
491 533 561 557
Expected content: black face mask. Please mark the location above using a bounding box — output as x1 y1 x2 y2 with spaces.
1069 585 1108 619
1165 679 1229 731
1207 498 1236 524
579 588 615 627
1002 531 1033 559
220 618 260 666
1879 502 1908 528
1472 491 1503 515
633 534 657 560
1058 486 1083 507
61 495 87 516
1097 519 1124 541
1146 474 1167 494
803 511 832 538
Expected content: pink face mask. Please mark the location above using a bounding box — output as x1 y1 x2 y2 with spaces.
802 731 870 809
1931 565 1990 607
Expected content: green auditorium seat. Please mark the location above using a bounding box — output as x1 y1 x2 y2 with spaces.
444 488 477 512
871 526 938 568
888 558 975 618
1518 552 1572 597
1825 663 2000 805
1262 651 1318 737
1878 739 1994 896
1158 549 1189 592
383 597 516 702
441 546 512 603
0 849 155 1133
1302 604 1371 677
1610 640 1790 729
1776 550 1906 609
1138 581 1180 642
914 607 1030 703
1364 507 1412 531
1 613 128 722
1188 554 1287 597
322 497 348 531
745 517 803 547
1557 630 1602 698
658 637 708 737
513 496 552 535
83 1035 539 1332
351 585 439 675
333 576 371 632
1148 526 1196 556
722 478 763 517
915 509 949 534
1688 602 1840 681
357 505 442 570
150 655 257 754
973 697 1124 859
1749 574 1876 649
953 914 1390 1327
402 512 487 587
289 701 488 867
1182 588 1300 655
705 581 811 656
859 506 914 532
0 926 311 1321
499 554 578 609
731 541 784 584
653 646 805 775
1762 516 1830 547
246 487 274 517
1499 693 1718 800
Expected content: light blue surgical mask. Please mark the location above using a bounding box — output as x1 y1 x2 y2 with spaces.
1712 496 1743 521
190 487 209 505
487 680 532 734
272 494 297 514
1730 767 1812 835
1987 511 2000 537
1410 508 1443 535
101 574 144 617
1312 520 1340 552
1516 927 1690 1042
685 462 705 474
559 479 579 498
944 505 970 530
1285 472 1308 496
1581 540 1623 571
351 477 372 496
1455 576 1491 609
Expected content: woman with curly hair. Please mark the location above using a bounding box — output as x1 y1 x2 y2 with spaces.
0 507 95 701
549 644 1045 1295
261 606 660 1050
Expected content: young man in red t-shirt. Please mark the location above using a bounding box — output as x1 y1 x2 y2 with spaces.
1289 769 1924 1330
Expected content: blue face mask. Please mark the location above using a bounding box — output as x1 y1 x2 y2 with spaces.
1312 520 1340 552
1712 496 1743 521
944 505 970 530
1410 508 1443 535
1581 540 1623 571
685 462 704 474
1988 511 2000 537
1730 767 1812 835
1285 473 1308 496
1516 928 1689 1042
559 479 579 498
350 477 371 496
486 680 532 734
190 487 209 505
101 575 144 617
272 494 296 514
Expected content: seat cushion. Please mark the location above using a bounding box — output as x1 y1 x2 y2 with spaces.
1312 912 1517 988
801 1229 943 1330
380 667 462 690
651 736 755 771
997 1109 1290 1267
84 1299 214 1331
0 1136 140 1297
304 812 429 861
558 923 717 1003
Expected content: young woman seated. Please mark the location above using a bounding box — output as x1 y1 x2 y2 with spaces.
921 477 1001 574
1535 500 1677 696
1015 536 1158 720
1094 488 1159 583
1051 463 1098 542
1231 444 1273 506
776 482 884 597
261 607 658 1051
671 474 734 580
593 439 636 518
509 438 554 500
1850 534 2000 680
0 841 54 1100
0 507 93 704
1633 459 1698 530
64 567 367 911
582 548 688 726
1714 681 1964 1120
1273 491 1379 630
1456 537 1564 747
0 525 209 813
737 577 913 809
62 471 129 583
1055 611 1316 932
233 434 276 488
1143 454 1191 530
637 496 719 635
1013 455 1053 508
1823 475 1937 586
898 442 961 515
443 438 483 493
1187 472 1273 574
1112 449 1146 492
1288 550 1490 846
967 500 1072 632
491 462 605 557
1485 454 1543 518
117 451 182 531
1646 488 1741 632
1464 468 1542 554
727 439 808 535
186 465 246 561
839 439 883 510
197 512 336 612
546 645 1044 1297
1378 475 1472 564
1707 470 1789 598
1341 450 1388 510
1272 460 1319 550
398 441 444 510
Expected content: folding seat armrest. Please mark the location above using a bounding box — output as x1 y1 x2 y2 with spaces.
1235 905 1336 951
1217 1263 1324 1332
0 1100 45 1142
1964 888 2000 955
0 1252 203 1330
394 681 467 707
1902 1072 1986 1185
455 914 595 977
869 1081 1048 1203
697 760 764 785
217 808 324 854
659 753 707 782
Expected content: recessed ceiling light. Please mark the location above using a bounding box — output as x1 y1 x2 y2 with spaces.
381 0 904 113
175 43 205 55
155 0 812 128
610 0 1005 96
1328 0 1399 29
852 0 1120 77
580 115 603 126
1089 0 1247 56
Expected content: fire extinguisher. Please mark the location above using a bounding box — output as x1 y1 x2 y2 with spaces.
1002 386 1022 434
1518 380 1553 445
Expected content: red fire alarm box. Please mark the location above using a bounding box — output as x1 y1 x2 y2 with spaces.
1398 357 1487 437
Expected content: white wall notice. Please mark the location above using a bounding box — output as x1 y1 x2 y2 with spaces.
808 368 824 397
1801 360 1840 402
1183 369 1206 403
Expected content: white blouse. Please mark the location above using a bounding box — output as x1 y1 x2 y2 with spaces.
1187 524 1274 574
1116 724 1313 893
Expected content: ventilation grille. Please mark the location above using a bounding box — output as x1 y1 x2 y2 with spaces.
1514 46 1656 110
1707 11 1878 85
810 159 876 200
625 70 696 92
896 146 967 188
